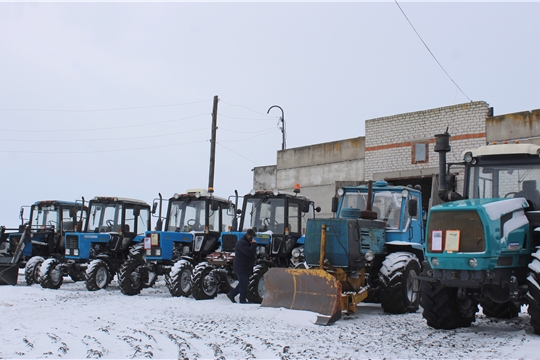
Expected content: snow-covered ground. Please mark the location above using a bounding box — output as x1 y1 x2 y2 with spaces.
2 270 540 359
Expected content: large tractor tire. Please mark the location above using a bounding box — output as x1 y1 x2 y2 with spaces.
39 258 63 289
166 260 193 297
379 252 421 314
480 297 519 319
191 262 219 300
25 256 44 285
118 259 144 296
527 248 540 334
420 280 478 330
86 259 111 291
247 264 268 304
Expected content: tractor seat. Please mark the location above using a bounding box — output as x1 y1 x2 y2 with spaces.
517 180 540 210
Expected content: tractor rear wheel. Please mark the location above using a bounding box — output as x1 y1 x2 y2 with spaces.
118 259 144 296
480 297 519 319
247 264 268 304
191 262 219 300
25 256 44 285
420 280 478 330
527 248 540 334
86 259 111 291
39 258 63 289
166 260 193 297
379 252 421 314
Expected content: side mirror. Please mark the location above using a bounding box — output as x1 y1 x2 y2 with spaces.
69 207 77 218
331 197 338 213
152 201 158 214
133 206 140 217
408 199 418 217
211 200 219 211
315 206 321 213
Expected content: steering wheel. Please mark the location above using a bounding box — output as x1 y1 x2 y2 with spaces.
505 192 518 198
186 219 197 226
263 218 278 226
106 220 114 227
47 220 57 226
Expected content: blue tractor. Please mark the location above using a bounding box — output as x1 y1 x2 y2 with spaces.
39 196 152 291
420 132 540 333
190 187 319 302
263 180 425 324
118 189 235 296
0 200 87 286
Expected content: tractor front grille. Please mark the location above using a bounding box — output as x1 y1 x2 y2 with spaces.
66 235 79 249
428 210 485 252
221 234 237 252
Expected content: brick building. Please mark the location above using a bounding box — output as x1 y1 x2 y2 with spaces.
253 101 540 217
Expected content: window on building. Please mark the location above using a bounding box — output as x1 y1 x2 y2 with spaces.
412 142 428 164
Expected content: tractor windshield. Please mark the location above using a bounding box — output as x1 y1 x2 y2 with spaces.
467 163 540 210
167 199 207 232
339 191 405 230
244 197 285 233
87 202 123 233
31 204 61 231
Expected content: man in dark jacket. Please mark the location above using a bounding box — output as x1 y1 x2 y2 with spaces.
227 228 257 303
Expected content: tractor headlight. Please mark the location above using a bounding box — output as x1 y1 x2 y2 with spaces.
431 257 439 266
146 249 151 256
155 249 161 256
464 152 473 163
364 250 375 262
182 246 190 254
337 188 344 196
468 258 478 268
292 248 301 258
256 246 266 256
65 249 69 255
74 249 78 256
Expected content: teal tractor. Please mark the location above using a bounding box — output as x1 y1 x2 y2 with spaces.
420 132 540 334
263 180 425 324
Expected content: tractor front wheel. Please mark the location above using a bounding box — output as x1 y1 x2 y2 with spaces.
39 258 63 289
166 260 193 297
191 262 219 300
420 280 478 330
481 297 519 319
379 252 421 314
527 248 540 334
118 259 144 296
247 264 268 304
86 259 111 291
25 256 44 285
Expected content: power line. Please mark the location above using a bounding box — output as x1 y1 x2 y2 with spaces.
0 128 209 143
216 141 259 166
0 99 212 112
220 100 276 118
0 113 209 133
394 0 472 102
0 139 208 154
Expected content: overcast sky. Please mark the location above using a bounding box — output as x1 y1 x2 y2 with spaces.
1 1 539 226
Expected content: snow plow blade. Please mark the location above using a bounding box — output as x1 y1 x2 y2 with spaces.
0 258 19 285
261 268 342 325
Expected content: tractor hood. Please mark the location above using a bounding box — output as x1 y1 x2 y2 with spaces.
426 197 531 271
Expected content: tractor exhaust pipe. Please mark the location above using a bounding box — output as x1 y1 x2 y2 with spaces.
434 130 463 202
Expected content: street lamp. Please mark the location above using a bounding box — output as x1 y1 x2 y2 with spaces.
267 105 286 150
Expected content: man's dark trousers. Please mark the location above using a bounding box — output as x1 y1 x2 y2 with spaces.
229 273 249 303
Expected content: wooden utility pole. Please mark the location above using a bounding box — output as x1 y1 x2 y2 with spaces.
208 95 219 193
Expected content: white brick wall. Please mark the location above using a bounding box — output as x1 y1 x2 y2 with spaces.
365 101 490 180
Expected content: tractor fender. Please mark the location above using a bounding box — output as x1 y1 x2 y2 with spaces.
386 242 425 263
179 255 198 266
127 243 146 265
